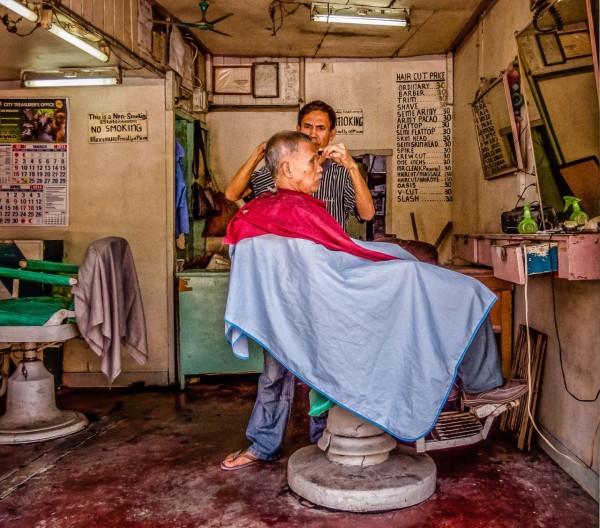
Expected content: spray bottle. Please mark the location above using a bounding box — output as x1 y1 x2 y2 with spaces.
518 202 538 234
563 196 589 226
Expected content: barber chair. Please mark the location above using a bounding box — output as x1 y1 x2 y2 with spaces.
0 236 146 445
288 394 523 512
0 257 88 443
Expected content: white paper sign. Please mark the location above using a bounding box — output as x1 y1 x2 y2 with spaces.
88 111 148 143
335 109 363 135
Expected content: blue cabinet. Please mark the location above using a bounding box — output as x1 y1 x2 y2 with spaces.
177 270 263 387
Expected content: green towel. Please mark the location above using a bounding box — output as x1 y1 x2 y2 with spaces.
308 389 335 417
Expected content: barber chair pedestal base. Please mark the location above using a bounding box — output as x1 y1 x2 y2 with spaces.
0 359 88 444
287 407 436 512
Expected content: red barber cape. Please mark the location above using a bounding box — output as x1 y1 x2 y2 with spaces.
224 189 398 263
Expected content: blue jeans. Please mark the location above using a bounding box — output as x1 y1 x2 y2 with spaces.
246 349 326 461
458 317 503 393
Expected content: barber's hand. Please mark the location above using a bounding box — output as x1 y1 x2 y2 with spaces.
320 143 357 171
252 141 267 162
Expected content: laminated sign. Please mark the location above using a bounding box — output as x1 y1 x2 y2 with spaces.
0 98 69 226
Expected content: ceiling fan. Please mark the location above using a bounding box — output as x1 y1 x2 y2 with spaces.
151 1 233 36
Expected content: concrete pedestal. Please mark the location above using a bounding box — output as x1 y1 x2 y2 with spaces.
287 406 436 512
0 360 88 444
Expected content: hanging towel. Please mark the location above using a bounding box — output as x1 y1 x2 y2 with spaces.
73 237 148 384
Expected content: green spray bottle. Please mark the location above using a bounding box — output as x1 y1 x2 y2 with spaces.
518 202 538 234
563 196 589 225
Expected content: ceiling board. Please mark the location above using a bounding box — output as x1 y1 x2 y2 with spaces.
0 0 496 82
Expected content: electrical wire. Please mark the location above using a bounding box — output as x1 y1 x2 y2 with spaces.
532 0 563 33
0 13 39 36
513 182 538 209
509 96 540 178
548 235 599 402
106 44 146 71
52 12 104 44
267 0 304 36
522 243 593 469
183 37 204 85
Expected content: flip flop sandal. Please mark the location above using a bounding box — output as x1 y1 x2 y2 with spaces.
220 450 262 471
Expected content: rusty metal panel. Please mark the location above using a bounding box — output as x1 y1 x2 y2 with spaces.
104 0 115 39
91 0 105 27
113 1 125 45
177 271 263 385
80 0 94 20
67 0 83 16
121 0 133 49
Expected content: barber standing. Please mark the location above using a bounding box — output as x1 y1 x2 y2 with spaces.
221 102 375 472
224 100 375 231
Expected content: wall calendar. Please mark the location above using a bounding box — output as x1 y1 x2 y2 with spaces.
0 98 69 226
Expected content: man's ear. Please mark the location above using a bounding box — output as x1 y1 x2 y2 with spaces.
328 128 337 142
295 124 301 132
282 161 292 177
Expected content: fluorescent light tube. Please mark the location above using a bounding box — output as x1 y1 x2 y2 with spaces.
0 0 38 22
312 13 407 26
22 68 121 88
23 77 119 88
46 23 109 62
311 3 409 27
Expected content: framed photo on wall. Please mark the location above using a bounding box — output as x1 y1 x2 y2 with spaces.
536 33 565 66
558 30 592 59
252 63 279 98
213 66 252 95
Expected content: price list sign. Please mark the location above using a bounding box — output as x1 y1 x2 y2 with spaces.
0 98 69 226
395 72 452 203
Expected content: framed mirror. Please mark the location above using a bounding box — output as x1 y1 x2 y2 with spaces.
471 73 524 179
516 0 599 217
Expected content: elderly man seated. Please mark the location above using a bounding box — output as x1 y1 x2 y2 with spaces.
221 131 527 471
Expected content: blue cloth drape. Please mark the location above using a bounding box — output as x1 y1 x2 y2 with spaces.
225 235 496 441
175 140 190 237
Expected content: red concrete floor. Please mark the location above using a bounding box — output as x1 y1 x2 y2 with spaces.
0 376 597 528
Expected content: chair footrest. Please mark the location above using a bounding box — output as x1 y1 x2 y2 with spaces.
429 411 483 441
416 411 486 453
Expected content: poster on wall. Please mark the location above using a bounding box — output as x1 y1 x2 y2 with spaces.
0 98 69 226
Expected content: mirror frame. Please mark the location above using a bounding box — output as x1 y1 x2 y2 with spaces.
586 0 600 102
471 73 524 179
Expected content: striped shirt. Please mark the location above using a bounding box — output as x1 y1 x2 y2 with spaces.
249 161 357 230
